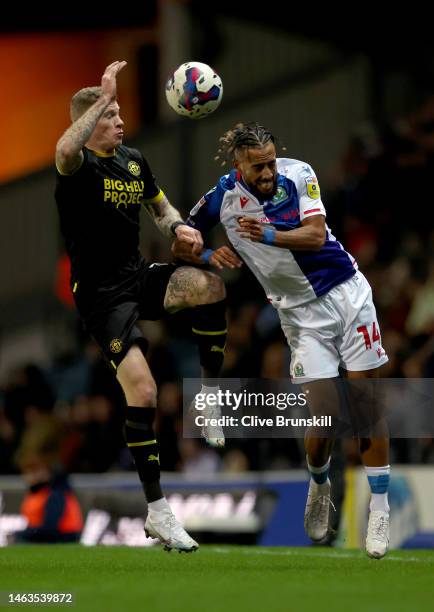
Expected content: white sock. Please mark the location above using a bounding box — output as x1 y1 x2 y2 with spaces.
365 465 390 512
370 493 390 512
148 497 170 513
307 456 331 493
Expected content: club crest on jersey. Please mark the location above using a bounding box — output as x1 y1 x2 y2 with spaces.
110 338 123 354
128 161 141 177
306 177 320 200
240 196 249 207
293 362 305 377
271 186 287 205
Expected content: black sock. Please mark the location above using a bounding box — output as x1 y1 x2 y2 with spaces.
191 299 227 377
124 406 163 503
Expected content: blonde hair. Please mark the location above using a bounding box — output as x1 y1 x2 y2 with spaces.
70 86 102 122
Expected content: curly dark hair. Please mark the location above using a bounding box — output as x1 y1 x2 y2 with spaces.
215 122 276 166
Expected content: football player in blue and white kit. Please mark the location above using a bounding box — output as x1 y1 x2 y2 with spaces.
173 122 391 558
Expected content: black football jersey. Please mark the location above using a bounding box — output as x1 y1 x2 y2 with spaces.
55 145 160 285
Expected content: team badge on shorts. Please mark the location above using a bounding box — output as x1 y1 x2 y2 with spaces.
110 338 123 354
293 362 305 377
128 161 141 177
305 177 320 199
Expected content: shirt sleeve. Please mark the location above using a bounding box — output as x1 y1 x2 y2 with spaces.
55 147 88 178
294 163 326 221
186 182 224 234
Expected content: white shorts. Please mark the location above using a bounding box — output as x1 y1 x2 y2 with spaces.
278 272 389 383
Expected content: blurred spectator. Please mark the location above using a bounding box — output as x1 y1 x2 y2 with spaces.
3 364 54 435
221 448 250 472
0 406 18 474
11 414 83 543
178 439 220 475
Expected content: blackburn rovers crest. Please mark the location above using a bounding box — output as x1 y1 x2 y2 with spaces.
271 186 288 205
293 362 305 377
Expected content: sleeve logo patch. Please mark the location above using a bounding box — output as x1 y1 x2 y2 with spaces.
305 177 320 200
128 161 141 177
189 196 207 216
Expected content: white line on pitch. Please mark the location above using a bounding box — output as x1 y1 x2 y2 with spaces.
209 547 431 562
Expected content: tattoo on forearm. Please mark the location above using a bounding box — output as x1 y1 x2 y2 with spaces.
144 196 182 237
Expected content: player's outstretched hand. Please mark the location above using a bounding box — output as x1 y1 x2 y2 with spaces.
174 225 204 254
236 216 265 242
101 60 127 102
209 246 243 270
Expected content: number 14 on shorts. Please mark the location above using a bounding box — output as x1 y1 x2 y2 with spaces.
357 322 381 350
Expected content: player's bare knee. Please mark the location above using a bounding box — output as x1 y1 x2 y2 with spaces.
127 382 157 406
119 371 157 406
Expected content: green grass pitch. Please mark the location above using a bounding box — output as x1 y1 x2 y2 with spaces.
1 545 433 611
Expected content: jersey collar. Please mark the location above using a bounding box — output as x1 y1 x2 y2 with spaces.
85 146 116 158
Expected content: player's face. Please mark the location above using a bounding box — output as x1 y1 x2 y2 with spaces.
92 101 124 151
235 143 277 198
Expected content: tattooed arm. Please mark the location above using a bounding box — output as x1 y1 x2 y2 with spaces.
144 193 204 251
55 61 127 175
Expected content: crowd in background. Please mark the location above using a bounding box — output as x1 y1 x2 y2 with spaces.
1 97 434 478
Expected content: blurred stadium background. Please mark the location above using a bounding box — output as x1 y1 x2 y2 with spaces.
1 2 434 551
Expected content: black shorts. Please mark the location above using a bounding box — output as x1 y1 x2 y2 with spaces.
73 262 177 370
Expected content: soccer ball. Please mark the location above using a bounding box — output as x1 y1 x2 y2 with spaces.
165 61 223 119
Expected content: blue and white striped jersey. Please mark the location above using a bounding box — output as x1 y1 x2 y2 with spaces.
187 158 357 309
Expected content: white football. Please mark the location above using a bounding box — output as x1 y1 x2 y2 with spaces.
165 61 223 119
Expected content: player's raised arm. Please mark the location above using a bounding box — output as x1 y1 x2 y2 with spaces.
55 61 127 175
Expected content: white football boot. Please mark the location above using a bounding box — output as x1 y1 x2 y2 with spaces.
366 510 389 559
304 478 334 542
145 509 198 553
191 393 225 448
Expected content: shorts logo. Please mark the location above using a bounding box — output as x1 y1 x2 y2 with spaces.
305 177 320 200
271 186 287 205
293 362 305 377
128 161 141 177
148 454 160 464
110 338 123 354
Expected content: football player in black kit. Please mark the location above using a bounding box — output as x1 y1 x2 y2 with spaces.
55 60 241 552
